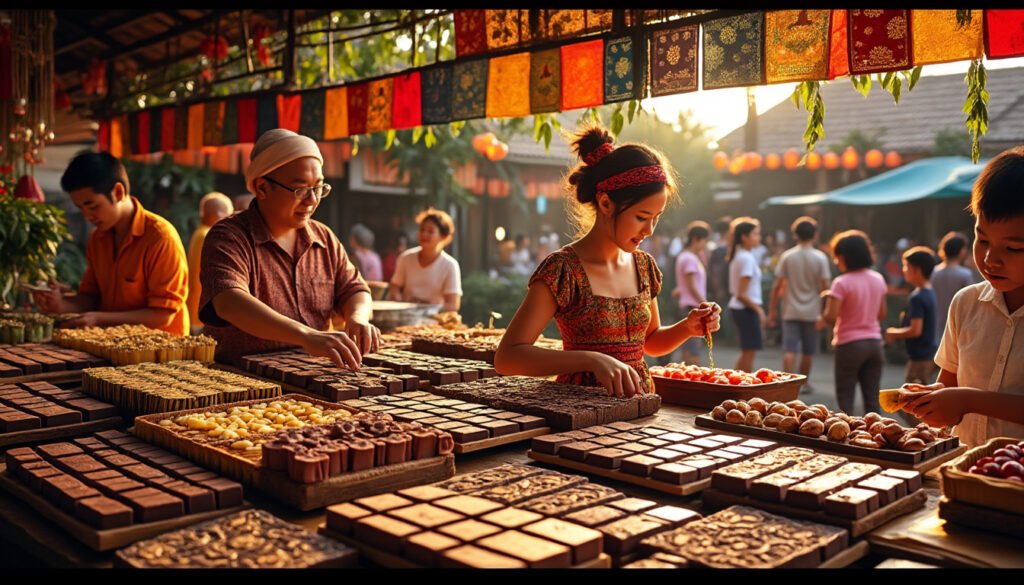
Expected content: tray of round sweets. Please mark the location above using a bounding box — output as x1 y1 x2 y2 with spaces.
650 364 805 409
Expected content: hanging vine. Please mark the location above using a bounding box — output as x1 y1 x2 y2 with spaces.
964 59 988 163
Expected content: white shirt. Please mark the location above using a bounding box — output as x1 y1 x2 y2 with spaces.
390 247 462 305
934 281 1024 447
728 249 763 311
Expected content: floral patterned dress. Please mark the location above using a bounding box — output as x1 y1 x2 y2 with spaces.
529 245 662 392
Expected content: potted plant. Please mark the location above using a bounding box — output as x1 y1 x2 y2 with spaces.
0 186 71 309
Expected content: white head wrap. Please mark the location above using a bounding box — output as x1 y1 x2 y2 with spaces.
244 129 324 195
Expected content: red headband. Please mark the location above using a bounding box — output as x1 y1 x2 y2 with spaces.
583 143 614 166
595 165 667 194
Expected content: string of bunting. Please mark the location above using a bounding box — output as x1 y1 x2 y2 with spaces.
96 9 1014 157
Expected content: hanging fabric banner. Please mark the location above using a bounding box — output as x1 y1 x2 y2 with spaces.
455 10 487 58
347 82 369 136
604 36 637 103
848 10 912 75
451 59 488 121
148 108 162 154
160 107 176 152
985 9 1024 59
299 90 325 140
324 86 349 139
236 97 257 143
486 52 531 118
97 119 110 153
421 66 453 125
174 106 189 151
256 94 279 137
121 113 134 157
276 94 301 132
366 78 394 134
187 104 204 151
561 39 604 111
222 98 239 145
391 71 422 130
529 48 561 113
486 10 530 50
650 25 699 97
136 110 151 154
109 117 122 158
203 100 225 147
828 9 850 79
765 10 831 84
703 12 766 90
912 10 983 66
543 10 587 41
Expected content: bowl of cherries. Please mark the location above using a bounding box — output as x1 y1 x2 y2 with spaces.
968 440 1024 482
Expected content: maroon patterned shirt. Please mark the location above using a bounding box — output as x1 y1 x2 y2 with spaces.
198 201 370 365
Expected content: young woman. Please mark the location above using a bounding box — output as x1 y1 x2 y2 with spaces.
494 124 721 398
727 217 764 372
818 230 888 415
672 220 711 366
388 208 462 313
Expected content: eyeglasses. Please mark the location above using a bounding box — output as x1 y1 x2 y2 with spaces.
261 175 332 200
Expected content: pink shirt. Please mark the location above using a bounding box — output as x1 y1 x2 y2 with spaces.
829 269 887 346
675 250 707 309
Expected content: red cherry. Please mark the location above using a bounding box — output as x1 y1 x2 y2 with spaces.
969 465 984 475
982 462 1002 476
977 456 994 466
1000 461 1024 478
994 456 1013 466
993 448 1016 459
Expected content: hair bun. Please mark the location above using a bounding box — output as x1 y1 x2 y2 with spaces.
572 124 614 165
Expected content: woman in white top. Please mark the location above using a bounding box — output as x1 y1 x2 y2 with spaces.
388 208 463 312
727 216 764 372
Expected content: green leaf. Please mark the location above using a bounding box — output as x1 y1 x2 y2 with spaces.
891 77 902 104
424 127 437 149
384 129 397 150
542 123 552 151
448 120 465 137
611 108 624 138
412 125 424 144
909 66 922 91
627 99 638 123
533 115 545 142
852 75 872 97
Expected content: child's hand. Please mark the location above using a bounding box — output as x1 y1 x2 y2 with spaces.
903 387 971 428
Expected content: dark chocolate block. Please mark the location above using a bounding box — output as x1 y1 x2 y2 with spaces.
196 478 243 508
531 433 576 455
620 454 664 477
563 505 626 528
785 463 882 510
590 436 625 447
448 426 489 443
598 516 669 556
585 447 631 469
479 419 520 437
0 411 41 431
94 477 146 497
823 487 880 519
650 463 699 485
64 398 119 421
639 437 670 449
518 484 623 517
404 531 462 567
326 502 372 535
437 518 503 543
75 496 134 529
521 518 603 564
558 441 602 462
37 442 84 459
608 497 658 514
856 475 905 506
880 468 922 493
675 456 720 479
157 481 217 514
121 487 185 523
54 454 107 475
645 448 684 463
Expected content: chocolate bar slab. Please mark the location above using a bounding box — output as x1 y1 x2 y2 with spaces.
353 514 420 554
855 475 905 506
586 447 631 469
749 454 848 502
785 463 882 510
75 496 134 529
650 463 699 485
823 487 880 519
563 505 627 528
480 507 545 530
476 530 573 568
404 531 461 567
326 502 372 535
388 503 465 530
598 515 669 557
522 518 604 564
880 468 922 493
620 454 665 477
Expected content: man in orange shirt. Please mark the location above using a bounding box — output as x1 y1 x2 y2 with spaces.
31 152 189 336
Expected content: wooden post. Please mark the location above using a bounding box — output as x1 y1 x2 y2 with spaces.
283 9 298 90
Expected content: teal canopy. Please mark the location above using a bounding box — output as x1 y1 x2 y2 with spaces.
761 156 986 208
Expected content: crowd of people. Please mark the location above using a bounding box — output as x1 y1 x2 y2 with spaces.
26 123 1023 448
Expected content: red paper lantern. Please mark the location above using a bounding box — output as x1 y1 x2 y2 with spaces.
744 152 763 171
712 151 729 171
865 149 884 168
764 153 781 170
823 151 840 170
806 151 822 170
841 146 859 169
14 175 44 203
783 148 801 170
885 150 902 168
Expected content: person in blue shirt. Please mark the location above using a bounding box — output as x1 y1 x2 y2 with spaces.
886 246 939 387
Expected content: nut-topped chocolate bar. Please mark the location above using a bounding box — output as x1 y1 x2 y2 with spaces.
138 395 454 484
343 390 547 447
4 430 243 530
0 342 107 378
429 376 661 430
52 325 216 365
117 509 355 568
0 380 119 432
240 349 421 399
640 505 848 568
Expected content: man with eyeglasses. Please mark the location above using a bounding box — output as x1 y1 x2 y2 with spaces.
198 129 379 369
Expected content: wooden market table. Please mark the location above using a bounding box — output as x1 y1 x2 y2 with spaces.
0 402 944 568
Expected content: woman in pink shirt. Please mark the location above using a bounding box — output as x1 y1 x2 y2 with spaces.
818 230 888 415
673 220 710 365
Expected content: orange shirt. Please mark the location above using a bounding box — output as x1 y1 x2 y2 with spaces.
78 196 190 336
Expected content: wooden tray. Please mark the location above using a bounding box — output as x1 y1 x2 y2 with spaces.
694 414 965 471
0 369 87 385
0 464 249 552
937 497 1024 539
939 436 1024 515
700 487 928 538
652 374 806 409
527 450 710 497
454 427 552 454
133 393 457 511
622 540 869 569
0 416 123 448
318 524 613 569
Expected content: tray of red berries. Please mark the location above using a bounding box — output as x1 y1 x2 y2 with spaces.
940 436 1024 516
648 363 806 409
